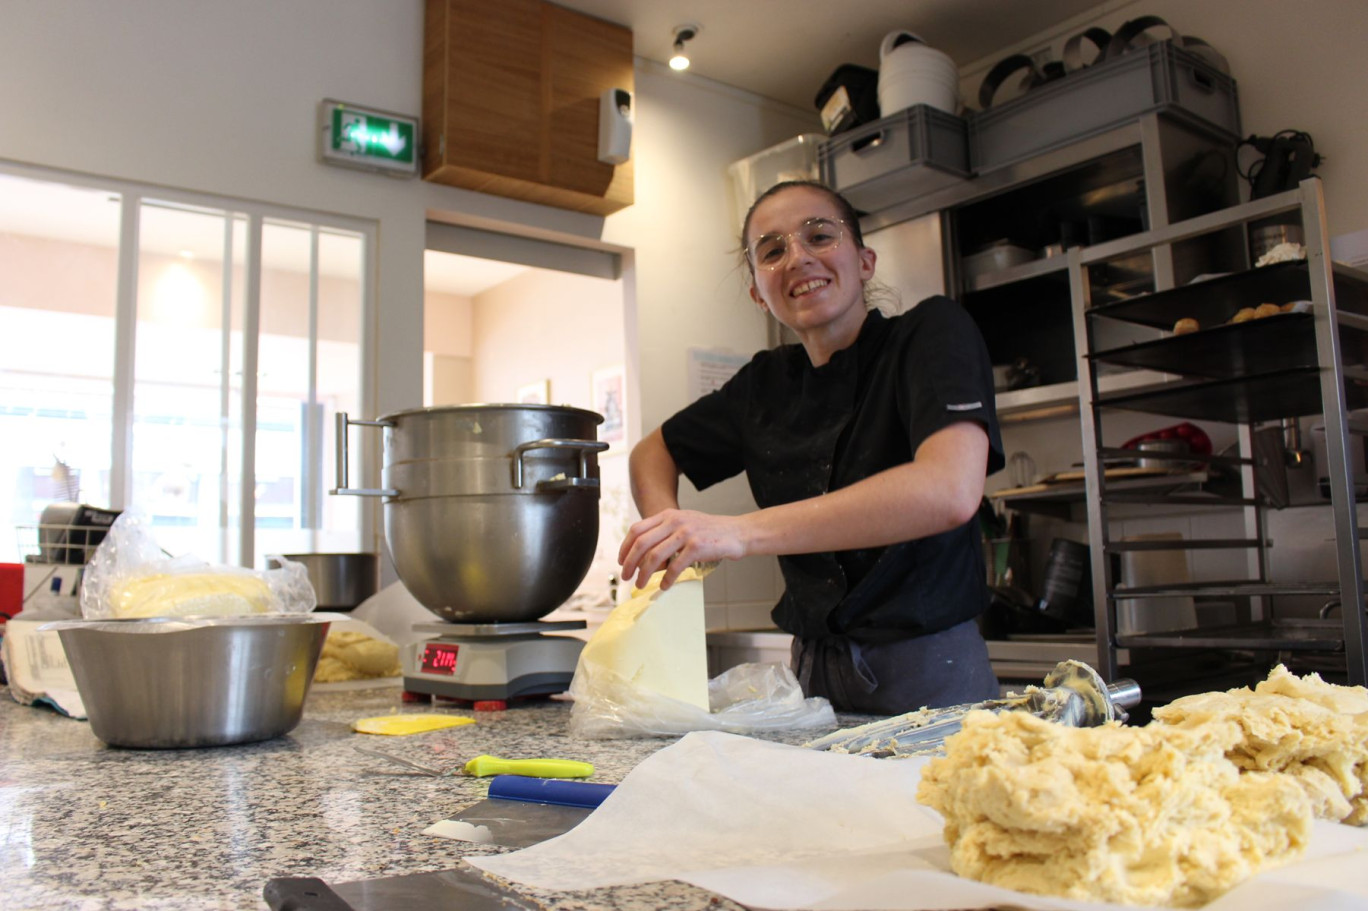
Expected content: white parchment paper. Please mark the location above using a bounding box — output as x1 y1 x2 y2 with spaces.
470 730 1368 911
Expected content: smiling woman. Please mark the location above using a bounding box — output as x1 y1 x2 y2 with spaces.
619 180 1006 716
0 165 374 567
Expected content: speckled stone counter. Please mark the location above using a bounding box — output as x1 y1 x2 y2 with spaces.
0 682 842 911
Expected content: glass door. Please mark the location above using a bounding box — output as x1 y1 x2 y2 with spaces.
0 165 373 568
0 173 121 561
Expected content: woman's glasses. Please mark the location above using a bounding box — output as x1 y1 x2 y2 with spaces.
747 218 846 270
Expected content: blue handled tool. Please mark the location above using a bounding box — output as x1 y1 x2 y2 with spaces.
487 775 616 808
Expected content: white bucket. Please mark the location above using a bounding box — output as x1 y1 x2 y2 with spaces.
878 31 959 117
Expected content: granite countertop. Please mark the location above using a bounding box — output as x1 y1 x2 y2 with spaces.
0 682 834 911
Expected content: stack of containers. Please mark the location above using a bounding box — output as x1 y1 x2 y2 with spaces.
877 31 960 117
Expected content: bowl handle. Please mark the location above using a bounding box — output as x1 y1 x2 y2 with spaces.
330 412 399 498
512 438 611 490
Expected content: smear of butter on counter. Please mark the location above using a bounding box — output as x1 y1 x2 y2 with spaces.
424 819 493 844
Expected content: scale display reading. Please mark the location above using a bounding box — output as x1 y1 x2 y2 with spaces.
420 642 460 676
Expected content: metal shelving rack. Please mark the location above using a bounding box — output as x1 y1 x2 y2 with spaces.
1070 177 1368 686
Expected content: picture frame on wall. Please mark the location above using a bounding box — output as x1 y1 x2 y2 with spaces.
592 364 626 453
517 379 550 405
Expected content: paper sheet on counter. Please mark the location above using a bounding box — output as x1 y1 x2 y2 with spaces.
470 730 1368 911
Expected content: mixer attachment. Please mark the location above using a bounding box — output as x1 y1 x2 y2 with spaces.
804 660 1141 758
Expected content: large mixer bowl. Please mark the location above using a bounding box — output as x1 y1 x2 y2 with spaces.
333 404 607 623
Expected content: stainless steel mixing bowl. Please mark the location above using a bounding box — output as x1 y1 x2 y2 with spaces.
49 614 342 749
274 552 380 611
334 404 608 623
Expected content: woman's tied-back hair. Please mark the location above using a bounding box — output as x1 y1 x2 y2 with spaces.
739 180 866 265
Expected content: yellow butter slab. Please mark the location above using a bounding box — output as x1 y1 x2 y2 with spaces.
581 567 711 710
351 714 476 735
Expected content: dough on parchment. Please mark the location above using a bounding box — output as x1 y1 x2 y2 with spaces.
916 710 1311 908
1152 664 1368 825
314 630 401 682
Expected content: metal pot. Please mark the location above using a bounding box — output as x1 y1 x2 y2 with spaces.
1135 438 1191 469
273 553 379 611
48 614 341 749
333 404 607 623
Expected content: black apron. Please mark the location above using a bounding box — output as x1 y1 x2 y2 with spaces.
791 619 999 714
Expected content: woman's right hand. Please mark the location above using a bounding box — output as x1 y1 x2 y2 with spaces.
618 508 748 592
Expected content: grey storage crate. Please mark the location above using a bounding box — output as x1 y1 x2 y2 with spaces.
819 105 971 213
969 40 1241 174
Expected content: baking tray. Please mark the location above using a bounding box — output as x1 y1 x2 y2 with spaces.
1087 312 1317 379
1116 618 1347 652
1095 366 1368 423
1087 261 1368 330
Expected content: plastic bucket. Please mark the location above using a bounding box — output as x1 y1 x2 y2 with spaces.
878 31 959 116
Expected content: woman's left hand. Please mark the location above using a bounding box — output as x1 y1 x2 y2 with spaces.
619 508 748 592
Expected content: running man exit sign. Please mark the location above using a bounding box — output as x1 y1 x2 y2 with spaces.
319 99 419 177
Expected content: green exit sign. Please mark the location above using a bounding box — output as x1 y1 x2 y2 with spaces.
318 99 419 177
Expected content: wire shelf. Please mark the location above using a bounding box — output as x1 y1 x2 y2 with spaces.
15 523 109 565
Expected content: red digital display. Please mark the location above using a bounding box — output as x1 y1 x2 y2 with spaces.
420 642 460 676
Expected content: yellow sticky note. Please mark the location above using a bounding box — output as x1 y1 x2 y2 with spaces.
351 714 476 735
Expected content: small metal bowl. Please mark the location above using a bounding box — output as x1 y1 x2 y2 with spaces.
46 614 344 749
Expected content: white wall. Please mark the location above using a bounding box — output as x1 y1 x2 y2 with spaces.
423 290 475 405
471 270 622 408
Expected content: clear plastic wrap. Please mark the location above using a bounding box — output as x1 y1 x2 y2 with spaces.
569 659 835 739
79 511 316 619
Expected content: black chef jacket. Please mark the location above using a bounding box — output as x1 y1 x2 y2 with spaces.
661 298 1005 641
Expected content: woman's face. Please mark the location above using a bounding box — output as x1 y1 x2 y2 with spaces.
745 185 876 338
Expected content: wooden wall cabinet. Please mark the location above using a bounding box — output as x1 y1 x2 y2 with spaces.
423 0 633 216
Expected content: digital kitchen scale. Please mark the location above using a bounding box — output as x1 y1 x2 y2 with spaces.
401 619 586 704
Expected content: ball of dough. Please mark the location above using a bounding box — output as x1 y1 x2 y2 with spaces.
917 710 1312 907
1255 303 1282 319
1173 317 1200 335
1229 307 1257 324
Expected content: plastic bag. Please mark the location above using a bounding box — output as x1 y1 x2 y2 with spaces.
79 511 316 619
569 659 835 739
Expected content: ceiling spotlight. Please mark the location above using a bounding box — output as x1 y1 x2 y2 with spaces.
669 24 699 71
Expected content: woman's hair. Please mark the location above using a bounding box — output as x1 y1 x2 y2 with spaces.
739 180 865 253
739 180 899 315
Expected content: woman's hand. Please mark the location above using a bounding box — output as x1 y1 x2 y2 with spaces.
618 509 749 592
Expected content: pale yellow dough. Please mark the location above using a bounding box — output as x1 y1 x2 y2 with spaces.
916 711 1311 908
313 630 401 682
1152 664 1368 824
108 572 276 618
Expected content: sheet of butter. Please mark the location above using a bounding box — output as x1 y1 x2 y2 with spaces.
578 567 710 711
108 572 275 618
917 710 1312 908
1152 663 1368 825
